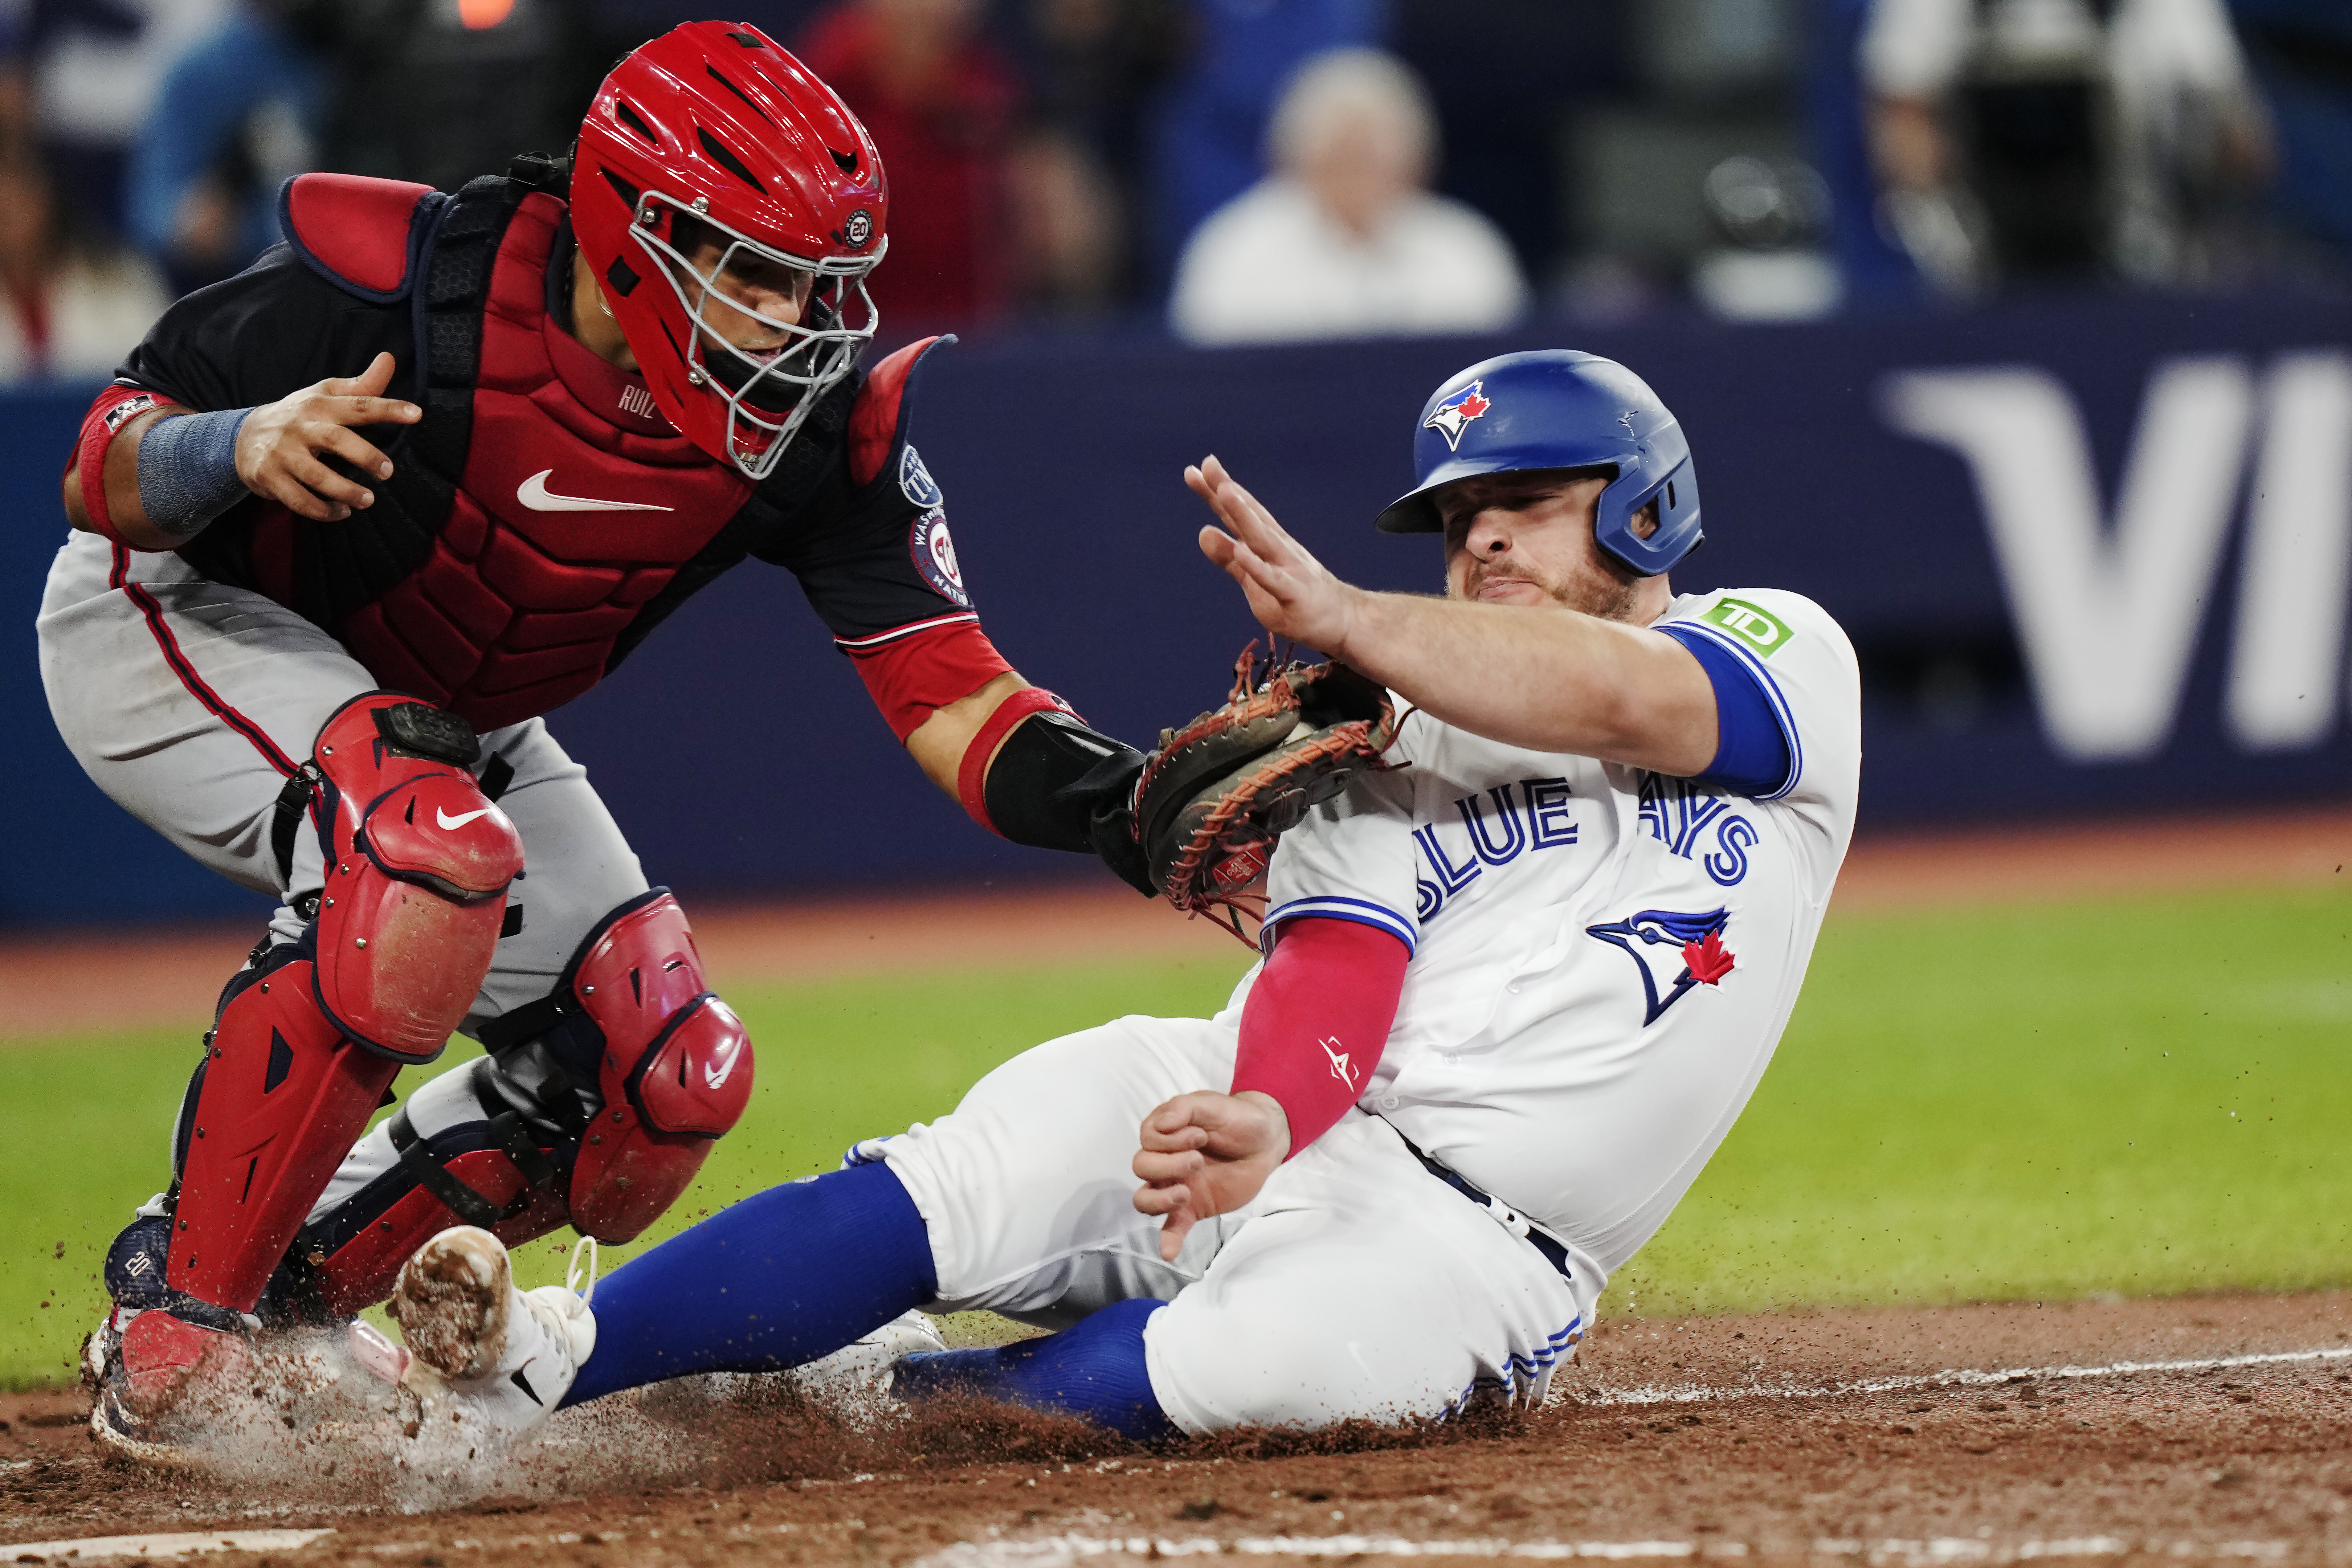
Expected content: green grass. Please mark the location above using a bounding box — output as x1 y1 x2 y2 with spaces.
5 884 2349 1388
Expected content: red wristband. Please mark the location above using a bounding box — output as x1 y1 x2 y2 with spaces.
72 386 175 546
1230 916 1409 1158
957 685 1077 834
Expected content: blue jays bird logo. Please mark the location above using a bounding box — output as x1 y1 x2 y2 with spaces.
1424 382 1492 451
1584 908 1736 1026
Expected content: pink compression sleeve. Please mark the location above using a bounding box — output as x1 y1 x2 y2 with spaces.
1229 916 1409 1158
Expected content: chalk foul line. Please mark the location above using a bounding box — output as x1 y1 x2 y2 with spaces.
915 1538 1729 1564
1573 1344 2352 1408
0 1529 334 1562
915 1535 2313 1566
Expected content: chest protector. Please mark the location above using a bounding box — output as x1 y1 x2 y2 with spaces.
246 172 849 732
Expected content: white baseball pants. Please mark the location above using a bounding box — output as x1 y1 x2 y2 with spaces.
865 1012 1584 1435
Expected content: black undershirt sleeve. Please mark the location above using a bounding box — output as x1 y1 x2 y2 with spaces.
115 248 418 596
117 246 415 416
749 468 970 643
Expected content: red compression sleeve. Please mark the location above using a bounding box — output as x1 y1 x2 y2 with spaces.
71 385 176 547
1231 916 1409 1158
846 618 1014 742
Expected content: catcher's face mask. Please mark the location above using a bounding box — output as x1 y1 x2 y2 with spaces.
636 201 883 478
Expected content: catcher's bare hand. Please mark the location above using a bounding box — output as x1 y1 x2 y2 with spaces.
236 351 421 522
1189 455 1364 657
1132 1089 1291 1262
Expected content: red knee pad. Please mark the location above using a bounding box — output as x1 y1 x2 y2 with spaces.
309 695 523 1061
564 894 754 1242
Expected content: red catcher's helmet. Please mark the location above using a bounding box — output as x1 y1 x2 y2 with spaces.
572 23 887 479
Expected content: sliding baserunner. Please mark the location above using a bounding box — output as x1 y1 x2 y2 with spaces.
366 350 1861 1439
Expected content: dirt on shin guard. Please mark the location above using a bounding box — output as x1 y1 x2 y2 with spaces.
391 1229 511 1383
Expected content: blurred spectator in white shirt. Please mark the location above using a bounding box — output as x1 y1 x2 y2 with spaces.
1168 48 1528 347
0 154 167 382
1861 0 2266 291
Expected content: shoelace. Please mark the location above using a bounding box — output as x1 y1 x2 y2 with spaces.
564 1234 599 1307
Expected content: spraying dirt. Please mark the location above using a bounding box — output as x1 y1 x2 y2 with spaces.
8 1292 2349 1565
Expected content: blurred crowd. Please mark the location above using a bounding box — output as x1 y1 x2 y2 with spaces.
0 0 2341 383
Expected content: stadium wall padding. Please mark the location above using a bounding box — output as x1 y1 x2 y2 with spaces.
8 293 2349 927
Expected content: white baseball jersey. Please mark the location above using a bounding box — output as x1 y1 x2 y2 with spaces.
869 586 1858 1430
1231 586 1861 1320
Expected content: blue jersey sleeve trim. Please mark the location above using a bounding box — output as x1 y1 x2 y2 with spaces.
1666 616 1806 800
1260 896 1418 957
1656 621 1798 800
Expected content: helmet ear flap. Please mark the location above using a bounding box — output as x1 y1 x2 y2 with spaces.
1592 453 1702 577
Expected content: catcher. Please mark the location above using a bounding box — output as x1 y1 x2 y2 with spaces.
44 24 1151 1461
356 348 1862 1441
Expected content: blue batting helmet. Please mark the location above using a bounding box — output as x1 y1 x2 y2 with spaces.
1373 350 1703 577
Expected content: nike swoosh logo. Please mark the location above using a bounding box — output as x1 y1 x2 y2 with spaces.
437 807 493 830
516 469 674 513
704 1036 746 1090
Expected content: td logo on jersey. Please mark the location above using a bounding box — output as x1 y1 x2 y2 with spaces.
1702 597 1793 659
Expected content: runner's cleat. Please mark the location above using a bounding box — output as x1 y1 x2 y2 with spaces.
786 1308 949 1410
366 1227 597 1444
666 1310 949 1426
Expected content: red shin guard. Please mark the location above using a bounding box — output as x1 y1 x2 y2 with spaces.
310 1163 571 1319
170 694 521 1315
170 957 403 1312
302 893 754 1313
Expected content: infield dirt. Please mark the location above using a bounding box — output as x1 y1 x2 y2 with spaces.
6 1291 2348 1566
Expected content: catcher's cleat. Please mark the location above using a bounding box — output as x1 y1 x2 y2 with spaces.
357 1227 597 1444
85 1214 253 1467
86 1308 254 1466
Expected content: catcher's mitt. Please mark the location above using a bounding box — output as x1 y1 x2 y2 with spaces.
1132 643 1401 943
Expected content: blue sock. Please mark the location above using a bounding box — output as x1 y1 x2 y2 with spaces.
560 1161 935 1407
891 1297 1177 1442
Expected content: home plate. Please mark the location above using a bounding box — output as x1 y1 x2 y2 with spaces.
0 1529 334 1562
